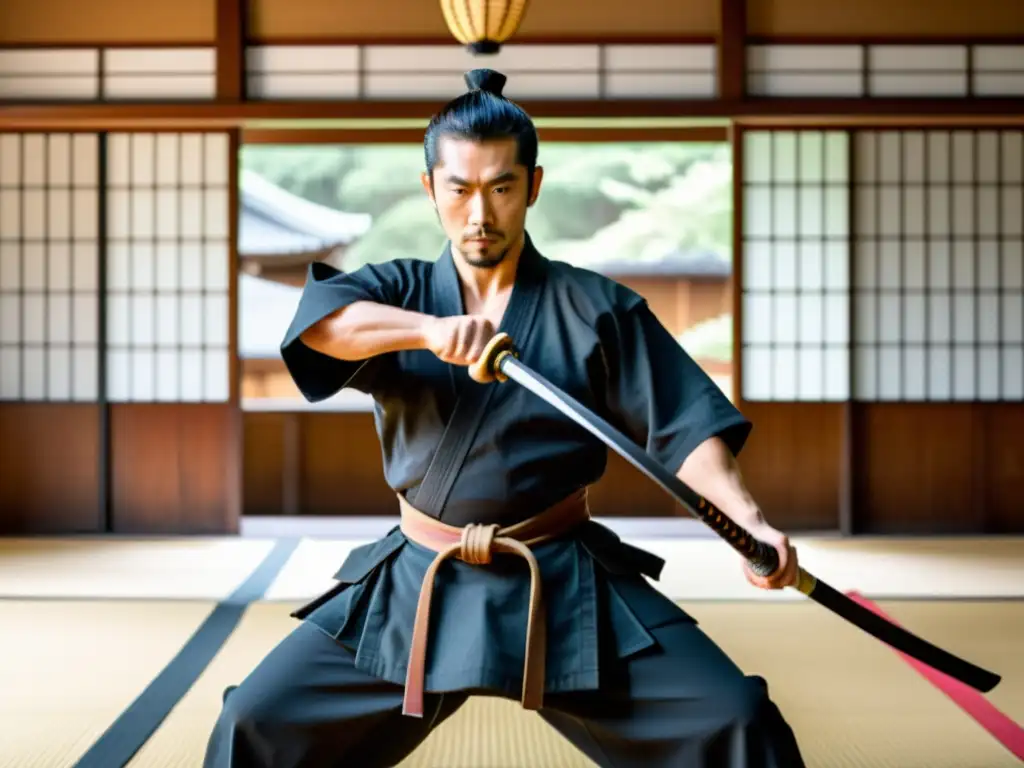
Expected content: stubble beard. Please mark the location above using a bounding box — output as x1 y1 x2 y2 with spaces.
431 205 509 269
460 243 509 269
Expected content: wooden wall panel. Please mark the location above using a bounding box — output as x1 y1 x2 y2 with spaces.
854 404 1024 534
240 408 1024 529
241 411 409 517
242 408 845 525
0 405 101 533
983 404 1024 533
617 275 732 339
110 404 239 534
248 0 717 41
747 0 1024 37
243 411 287 515
242 412 734 519
852 405 977 533
735 402 844 531
0 0 215 44
589 451 676 518
301 412 395 516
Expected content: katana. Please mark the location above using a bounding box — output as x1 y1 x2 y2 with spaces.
469 332 1001 694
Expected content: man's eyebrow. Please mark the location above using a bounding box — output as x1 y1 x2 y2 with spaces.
443 171 519 186
487 171 519 185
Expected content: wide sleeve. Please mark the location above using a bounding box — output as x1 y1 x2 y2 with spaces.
599 300 752 472
279 260 406 402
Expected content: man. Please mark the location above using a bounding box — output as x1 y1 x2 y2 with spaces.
205 68 806 767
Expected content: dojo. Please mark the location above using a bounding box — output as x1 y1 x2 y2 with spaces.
0 0 1022 766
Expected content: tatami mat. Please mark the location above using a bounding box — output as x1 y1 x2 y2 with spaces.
874 599 1024 727
2 535 1021 767
260 537 357 602
0 538 276 600
0 599 217 768
4 597 1019 767
686 600 1023 768
4 535 1023 603
634 535 1024 601
403 696 596 768
128 602 301 768
241 534 1024 603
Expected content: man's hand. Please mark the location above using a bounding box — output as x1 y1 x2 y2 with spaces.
424 315 497 367
742 523 800 591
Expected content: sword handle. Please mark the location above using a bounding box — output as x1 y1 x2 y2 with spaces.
689 495 780 577
468 332 517 384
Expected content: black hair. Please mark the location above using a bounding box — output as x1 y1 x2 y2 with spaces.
424 68 539 194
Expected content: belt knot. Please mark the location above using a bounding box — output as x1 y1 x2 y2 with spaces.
460 523 500 565
396 487 591 718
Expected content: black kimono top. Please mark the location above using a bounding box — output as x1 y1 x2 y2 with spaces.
280 234 751 528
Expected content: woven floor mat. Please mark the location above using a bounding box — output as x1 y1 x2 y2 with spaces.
4 536 1022 603
3 598 1018 767
0 600 217 768
0 538 276 600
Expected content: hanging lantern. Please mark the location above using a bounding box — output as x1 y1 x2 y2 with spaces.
439 0 529 55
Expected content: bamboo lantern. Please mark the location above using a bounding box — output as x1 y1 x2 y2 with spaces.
439 0 530 55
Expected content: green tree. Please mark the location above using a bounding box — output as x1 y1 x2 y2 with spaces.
240 146 356 210
241 141 733 272
334 145 426 217
678 314 732 362
539 153 732 268
338 196 447 270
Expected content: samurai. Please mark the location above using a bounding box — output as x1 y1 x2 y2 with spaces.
204 68 808 767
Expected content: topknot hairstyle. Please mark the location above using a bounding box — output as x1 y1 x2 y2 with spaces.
424 68 539 193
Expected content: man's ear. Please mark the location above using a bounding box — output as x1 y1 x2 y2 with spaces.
527 166 544 207
421 171 435 205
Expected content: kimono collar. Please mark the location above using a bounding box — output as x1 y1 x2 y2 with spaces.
432 233 546 330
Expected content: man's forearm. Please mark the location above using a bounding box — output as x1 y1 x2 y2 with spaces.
300 301 433 361
676 436 767 530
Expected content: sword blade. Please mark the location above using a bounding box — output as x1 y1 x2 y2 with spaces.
498 354 779 569
495 353 1002 694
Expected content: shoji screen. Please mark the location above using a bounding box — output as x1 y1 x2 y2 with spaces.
246 43 717 100
105 132 231 403
0 133 102 532
737 129 851 532
105 131 239 535
850 129 1023 534
741 130 851 402
853 130 1023 401
1 134 99 401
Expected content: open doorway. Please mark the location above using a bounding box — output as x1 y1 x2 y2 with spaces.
235 125 735 520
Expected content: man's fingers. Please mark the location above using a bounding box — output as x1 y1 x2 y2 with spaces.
743 541 798 590
443 318 494 365
457 322 475 361
467 332 490 363
772 546 799 588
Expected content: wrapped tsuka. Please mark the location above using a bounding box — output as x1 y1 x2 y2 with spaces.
439 0 529 54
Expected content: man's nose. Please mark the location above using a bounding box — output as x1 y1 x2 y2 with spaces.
467 191 492 225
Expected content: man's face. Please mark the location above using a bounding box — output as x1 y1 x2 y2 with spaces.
422 135 542 269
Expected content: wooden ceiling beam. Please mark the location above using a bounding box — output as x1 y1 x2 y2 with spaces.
718 0 746 102
2 96 1024 131
216 0 247 101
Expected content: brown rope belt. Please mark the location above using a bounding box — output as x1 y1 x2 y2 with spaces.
397 488 591 718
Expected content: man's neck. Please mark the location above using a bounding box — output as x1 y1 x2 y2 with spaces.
453 233 525 304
